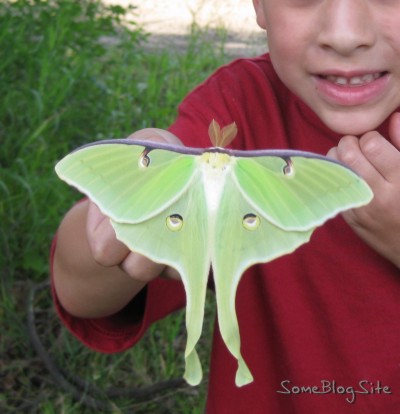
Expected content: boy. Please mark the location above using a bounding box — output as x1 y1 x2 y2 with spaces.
52 0 400 412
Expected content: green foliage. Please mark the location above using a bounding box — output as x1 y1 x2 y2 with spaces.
0 0 146 279
0 0 228 412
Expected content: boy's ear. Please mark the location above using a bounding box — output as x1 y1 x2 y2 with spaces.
252 0 267 30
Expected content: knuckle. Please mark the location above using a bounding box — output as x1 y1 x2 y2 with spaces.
337 136 359 167
90 239 112 266
122 253 165 282
128 267 153 282
360 132 382 157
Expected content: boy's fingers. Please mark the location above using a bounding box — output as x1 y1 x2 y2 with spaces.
336 112 400 184
120 252 165 282
328 115 400 185
87 201 180 281
162 265 181 281
127 128 183 145
86 201 129 266
120 252 181 282
358 132 400 183
332 133 396 188
326 146 338 159
86 200 106 229
333 135 379 183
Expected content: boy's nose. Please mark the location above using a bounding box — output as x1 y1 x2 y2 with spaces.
317 0 376 56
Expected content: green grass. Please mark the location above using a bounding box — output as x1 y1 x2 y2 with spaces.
0 0 229 412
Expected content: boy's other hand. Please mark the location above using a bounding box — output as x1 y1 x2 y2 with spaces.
327 113 400 268
86 128 182 282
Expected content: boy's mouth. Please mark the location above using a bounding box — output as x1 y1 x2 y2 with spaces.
314 71 390 106
318 72 387 87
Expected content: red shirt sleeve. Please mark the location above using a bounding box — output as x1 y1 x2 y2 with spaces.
50 232 186 353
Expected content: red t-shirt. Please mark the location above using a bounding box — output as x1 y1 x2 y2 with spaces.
52 54 400 413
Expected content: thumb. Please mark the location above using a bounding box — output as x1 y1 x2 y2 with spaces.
127 128 183 146
87 201 129 266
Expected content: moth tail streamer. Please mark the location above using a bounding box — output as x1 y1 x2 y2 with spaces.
182 296 206 386
215 279 254 387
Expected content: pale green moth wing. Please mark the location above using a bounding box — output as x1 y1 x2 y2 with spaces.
112 171 210 386
234 155 373 230
55 140 197 223
211 152 373 386
212 173 314 386
55 140 209 385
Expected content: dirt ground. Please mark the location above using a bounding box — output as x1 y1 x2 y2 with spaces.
106 0 267 57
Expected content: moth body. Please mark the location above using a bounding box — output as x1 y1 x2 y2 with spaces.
199 152 235 215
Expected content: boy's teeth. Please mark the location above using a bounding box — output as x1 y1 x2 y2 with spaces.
333 76 347 85
350 76 363 85
325 73 380 86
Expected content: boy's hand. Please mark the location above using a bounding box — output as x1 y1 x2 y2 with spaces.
327 113 400 268
86 128 182 282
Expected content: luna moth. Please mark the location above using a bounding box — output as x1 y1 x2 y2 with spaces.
55 120 373 387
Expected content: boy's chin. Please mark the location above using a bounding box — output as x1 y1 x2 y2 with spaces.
318 110 390 137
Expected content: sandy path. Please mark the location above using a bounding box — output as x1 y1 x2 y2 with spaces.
106 0 267 56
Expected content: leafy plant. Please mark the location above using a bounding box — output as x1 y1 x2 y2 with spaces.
0 0 228 412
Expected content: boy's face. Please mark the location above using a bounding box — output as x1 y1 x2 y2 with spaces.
253 0 400 135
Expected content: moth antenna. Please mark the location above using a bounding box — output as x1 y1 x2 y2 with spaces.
208 119 237 148
208 119 221 147
220 122 237 148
